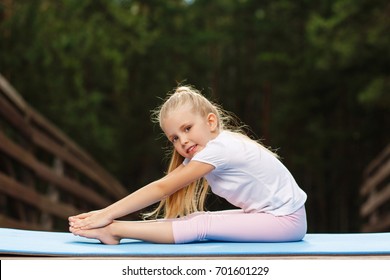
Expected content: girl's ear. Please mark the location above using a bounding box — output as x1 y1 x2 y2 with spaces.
207 113 219 132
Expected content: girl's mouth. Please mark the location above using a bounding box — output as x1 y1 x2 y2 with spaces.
186 144 198 154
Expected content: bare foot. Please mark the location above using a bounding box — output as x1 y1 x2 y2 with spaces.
70 223 121 245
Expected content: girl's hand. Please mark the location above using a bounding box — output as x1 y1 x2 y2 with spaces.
68 210 113 230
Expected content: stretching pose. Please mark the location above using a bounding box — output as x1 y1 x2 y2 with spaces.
69 86 307 244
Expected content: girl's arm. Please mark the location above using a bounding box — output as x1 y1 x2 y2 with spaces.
69 160 214 230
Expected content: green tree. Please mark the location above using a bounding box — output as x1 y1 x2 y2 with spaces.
1 0 388 232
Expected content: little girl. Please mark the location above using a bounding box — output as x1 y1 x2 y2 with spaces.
69 86 307 244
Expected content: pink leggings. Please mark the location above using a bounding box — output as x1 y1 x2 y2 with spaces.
171 206 307 243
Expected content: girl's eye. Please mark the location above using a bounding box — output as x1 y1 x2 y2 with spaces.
185 126 191 132
171 136 178 143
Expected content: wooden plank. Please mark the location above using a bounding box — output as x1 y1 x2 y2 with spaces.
0 94 32 138
0 172 79 219
0 214 43 231
0 74 27 112
360 183 390 217
1 75 127 198
32 128 127 199
360 161 390 196
1 95 127 199
363 144 390 177
0 131 111 207
28 107 126 197
41 157 63 230
362 213 390 232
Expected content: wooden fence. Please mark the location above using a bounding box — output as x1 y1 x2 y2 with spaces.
0 74 128 231
360 144 390 232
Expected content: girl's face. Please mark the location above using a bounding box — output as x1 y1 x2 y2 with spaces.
162 105 219 159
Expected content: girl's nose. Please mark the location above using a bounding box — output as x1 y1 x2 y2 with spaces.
180 137 189 145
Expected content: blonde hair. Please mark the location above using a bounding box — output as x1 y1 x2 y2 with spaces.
144 85 274 219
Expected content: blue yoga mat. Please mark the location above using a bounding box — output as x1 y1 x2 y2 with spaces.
0 228 389 257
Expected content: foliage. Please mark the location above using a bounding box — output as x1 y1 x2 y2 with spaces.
1 0 389 232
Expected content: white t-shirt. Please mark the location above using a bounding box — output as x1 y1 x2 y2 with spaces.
184 131 307 216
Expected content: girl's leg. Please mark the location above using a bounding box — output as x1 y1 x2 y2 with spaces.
71 206 307 244
172 206 307 243
70 219 175 244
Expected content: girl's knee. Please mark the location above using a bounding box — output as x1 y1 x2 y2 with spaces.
172 212 210 243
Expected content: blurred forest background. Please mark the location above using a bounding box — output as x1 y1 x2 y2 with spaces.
0 0 389 233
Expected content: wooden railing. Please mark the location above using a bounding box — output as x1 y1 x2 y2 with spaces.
0 74 128 231
360 144 390 232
